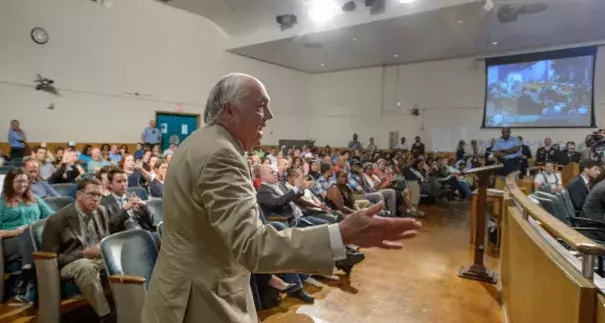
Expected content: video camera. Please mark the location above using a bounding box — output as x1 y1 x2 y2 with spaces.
585 130 605 163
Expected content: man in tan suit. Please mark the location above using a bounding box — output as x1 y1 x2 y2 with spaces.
142 73 421 323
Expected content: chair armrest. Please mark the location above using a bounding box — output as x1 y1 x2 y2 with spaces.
108 275 147 323
108 274 146 285
33 251 58 259
33 252 61 323
266 216 289 222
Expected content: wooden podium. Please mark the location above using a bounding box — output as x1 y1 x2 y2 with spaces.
458 164 503 284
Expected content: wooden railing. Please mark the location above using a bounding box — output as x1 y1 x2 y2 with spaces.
502 171 605 323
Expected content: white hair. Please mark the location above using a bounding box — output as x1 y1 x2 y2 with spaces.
203 73 257 125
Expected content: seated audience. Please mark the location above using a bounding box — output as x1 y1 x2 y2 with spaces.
100 168 154 231
162 143 177 158
566 159 601 213
119 153 150 188
41 178 127 321
150 159 168 198
33 145 56 181
108 144 122 163
78 145 93 167
326 170 360 215
533 160 563 192
558 141 582 166
24 158 59 198
86 148 111 172
50 150 85 184
361 162 401 216
0 168 54 301
96 165 113 196
52 147 65 167
257 165 329 227
347 161 387 210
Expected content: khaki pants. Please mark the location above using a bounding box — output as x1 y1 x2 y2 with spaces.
407 180 421 207
60 258 111 317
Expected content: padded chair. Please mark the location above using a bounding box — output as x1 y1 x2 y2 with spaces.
79 172 97 180
146 199 163 225
0 166 15 175
43 196 75 212
126 187 149 201
0 239 23 301
100 230 159 323
5 161 23 168
51 183 77 199
31 219 84 323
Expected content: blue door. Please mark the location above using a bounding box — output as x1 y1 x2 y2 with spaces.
156 113 199 151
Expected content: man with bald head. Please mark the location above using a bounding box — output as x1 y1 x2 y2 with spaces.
86 148 110 173
142 73 421 323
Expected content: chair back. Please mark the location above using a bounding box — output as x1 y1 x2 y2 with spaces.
533 191 570 225
100 230 158 290
146 199 163 225
51 183 77 199
43 196 75 212
0 166 15 175
30 218 47 251
79 172 97 180
126 187 149 201
157 222 163 239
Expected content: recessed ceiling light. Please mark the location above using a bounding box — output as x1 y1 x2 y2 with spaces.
321 64 325 67
353 38 357 41
492 41 499 45
394 54 399 58
399 0 417 3
309 0 340 23
458 20 464 24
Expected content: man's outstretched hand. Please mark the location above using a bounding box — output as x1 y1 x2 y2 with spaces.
338 202 421 249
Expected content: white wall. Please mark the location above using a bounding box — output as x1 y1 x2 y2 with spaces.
309 50 605 151
0 0 310 145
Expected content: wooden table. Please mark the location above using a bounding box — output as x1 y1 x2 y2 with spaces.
469 188 504 244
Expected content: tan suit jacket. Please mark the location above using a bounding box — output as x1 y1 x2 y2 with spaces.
141 124 335 323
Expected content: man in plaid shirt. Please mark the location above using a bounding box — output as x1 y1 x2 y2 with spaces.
311 163 335 200
348 161 389 213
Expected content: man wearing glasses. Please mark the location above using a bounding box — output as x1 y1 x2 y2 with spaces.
42 178 129 322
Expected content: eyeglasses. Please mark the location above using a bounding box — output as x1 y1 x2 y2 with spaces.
13 180 29 185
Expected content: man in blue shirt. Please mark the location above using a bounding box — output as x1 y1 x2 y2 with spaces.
492 127 522 175
142 120 161 148
8 120 26 158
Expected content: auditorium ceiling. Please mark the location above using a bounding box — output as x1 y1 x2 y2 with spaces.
160 0 605 73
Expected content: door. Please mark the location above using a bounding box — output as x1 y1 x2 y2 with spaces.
156 112 199 151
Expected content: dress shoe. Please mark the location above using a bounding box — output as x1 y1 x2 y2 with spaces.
288 290 315 303
336 252 365 275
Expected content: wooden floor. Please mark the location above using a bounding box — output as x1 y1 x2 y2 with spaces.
260 202 503 323
0 202 503 323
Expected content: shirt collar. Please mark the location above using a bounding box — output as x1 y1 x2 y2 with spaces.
75 201 96 219
111 193 126 202
581 174 590 186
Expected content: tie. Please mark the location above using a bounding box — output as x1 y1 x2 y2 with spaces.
83 216 98 248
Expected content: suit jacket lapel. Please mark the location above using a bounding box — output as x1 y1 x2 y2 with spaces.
67 209 86 247
92 207 107 238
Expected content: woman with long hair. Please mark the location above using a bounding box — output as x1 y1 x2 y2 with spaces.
150 159 168 198
0 168 54 301
119 154 151 188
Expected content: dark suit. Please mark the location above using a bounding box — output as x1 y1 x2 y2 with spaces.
41 203 127 317
536 147 557 165
565 174 589 213
557 151 581 166
256 183 303 220
100 195 154 232
256 183 329 228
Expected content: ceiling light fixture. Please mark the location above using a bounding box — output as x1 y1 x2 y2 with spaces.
492 41 499 45
309 0 340 23
394 54 399 58
399 0 417 3
458 20 464 24
321 64 325 67
352 38 357 41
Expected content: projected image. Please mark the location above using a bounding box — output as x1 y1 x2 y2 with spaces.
484 55 594 128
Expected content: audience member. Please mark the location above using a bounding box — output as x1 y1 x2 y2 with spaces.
96 165 113 196
150 159 168 198
492 127 521 176
536 137 556 165
566 159 601 213
108 144 122 163
348 134 362 150
143 120 161 149
100 168 154 231
87 148 111 173
0 168 54 301
24 158 59 198
396 137 408 150
32 146 56 180
558 141 581 166
119 153 150 188
411 136 425 156
50 150 85 184
7 120 27 158
533 160 563 192
42 178 124 322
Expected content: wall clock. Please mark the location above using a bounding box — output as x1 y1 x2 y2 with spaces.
31 27 49 45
